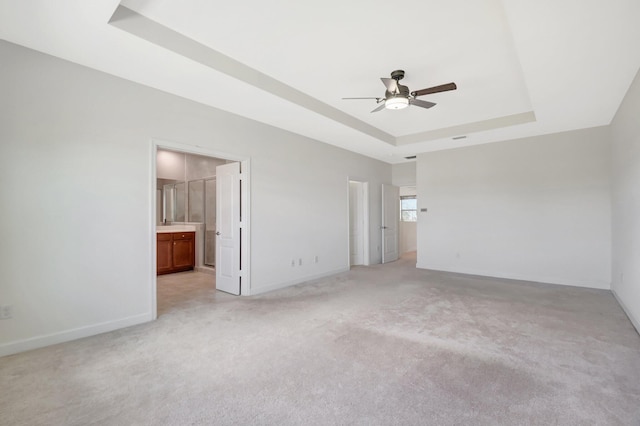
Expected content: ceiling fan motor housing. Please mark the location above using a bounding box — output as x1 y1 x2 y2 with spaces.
386 84 410 99
390 69 405 81
388 70 410 98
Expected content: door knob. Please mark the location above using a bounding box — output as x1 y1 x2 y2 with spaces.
216 231 221 236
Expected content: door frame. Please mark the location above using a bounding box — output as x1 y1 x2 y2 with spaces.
150 139 251 320
347 178 370 267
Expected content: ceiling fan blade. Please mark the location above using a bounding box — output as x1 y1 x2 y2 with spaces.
409 99 436 109
370 103 386 113
342 97 380 100
381 78 398 93
411 82 457 97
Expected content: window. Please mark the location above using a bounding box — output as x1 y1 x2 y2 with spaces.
400 196 417 222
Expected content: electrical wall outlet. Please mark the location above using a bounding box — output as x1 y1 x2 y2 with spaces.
0 305 12 320
298 258 303 266
314 256 319 263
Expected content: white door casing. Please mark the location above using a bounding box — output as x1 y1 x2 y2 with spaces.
216 162 241 295
382 184 399 263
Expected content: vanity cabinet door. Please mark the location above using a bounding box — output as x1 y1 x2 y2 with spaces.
157 232 195 275
157 233 173 274
173 232 195 270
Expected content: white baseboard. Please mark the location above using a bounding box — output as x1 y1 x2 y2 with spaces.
0 313 152 358
612 289 640 335
416 263 610 290
250 267 349 296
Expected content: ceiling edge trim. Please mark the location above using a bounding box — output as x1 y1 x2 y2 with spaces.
396 111 537 145
108 5 395 146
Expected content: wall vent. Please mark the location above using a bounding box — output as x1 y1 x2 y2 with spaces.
404 155 417 160
452 135 467 140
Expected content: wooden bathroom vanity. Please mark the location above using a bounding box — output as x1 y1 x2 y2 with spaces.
157 228 195 275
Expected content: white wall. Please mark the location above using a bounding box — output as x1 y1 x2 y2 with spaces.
157 150 226 182
611 68 640 333
392 162 416 187
0 41 390 356
156 150 185 181
184 152 227 182
416 127 611 289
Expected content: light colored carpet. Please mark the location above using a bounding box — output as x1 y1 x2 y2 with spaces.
1 253 639 425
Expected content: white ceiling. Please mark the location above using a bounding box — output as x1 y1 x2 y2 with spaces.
1 0 639 163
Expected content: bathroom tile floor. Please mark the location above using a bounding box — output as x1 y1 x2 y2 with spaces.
156 271 217 316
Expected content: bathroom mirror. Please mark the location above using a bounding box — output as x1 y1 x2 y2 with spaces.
162 183 175 222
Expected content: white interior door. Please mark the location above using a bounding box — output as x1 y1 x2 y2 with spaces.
216 162 241 295
349 181 364 266
382 184 399 263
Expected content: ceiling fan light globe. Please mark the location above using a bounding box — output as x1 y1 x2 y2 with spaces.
385 97 409 110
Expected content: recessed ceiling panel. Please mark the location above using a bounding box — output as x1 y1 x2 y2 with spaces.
121 0 533 137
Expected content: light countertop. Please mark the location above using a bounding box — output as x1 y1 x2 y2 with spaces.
156 225 197 233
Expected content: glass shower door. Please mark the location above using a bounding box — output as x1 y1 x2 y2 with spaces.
188 180 204 223
204 178 216 267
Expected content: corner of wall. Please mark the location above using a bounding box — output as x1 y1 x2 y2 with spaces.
612 289 640 335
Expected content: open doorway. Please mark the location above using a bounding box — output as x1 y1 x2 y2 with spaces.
151 140 250 319
399 186 417 256
348 180 370 267
381 184 400 263
157 151 223 275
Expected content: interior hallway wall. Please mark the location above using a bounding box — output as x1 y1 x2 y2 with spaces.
611 68 640 332
0 41 390 356
416 127 611 289
392 162 416 187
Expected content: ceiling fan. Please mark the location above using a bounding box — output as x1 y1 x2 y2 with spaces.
343 70 457 113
